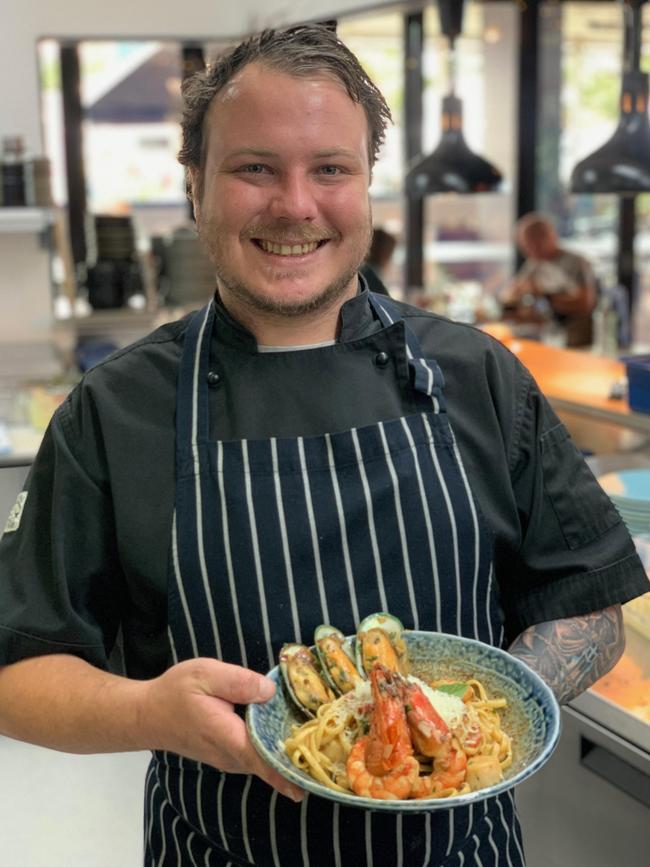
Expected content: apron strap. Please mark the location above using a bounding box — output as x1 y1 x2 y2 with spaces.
176 301 214 468
368 292 446 413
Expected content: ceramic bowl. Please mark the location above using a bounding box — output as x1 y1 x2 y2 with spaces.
246 630 561 812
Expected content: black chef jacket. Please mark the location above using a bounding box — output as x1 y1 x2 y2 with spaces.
1 287 648 679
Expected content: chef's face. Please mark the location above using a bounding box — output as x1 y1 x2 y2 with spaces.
192 63 373 318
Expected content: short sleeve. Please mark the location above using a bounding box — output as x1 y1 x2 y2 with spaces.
497 372 650 637
0 390 125 669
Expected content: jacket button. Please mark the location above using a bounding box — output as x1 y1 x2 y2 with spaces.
374 351 390 368
206 370 221 386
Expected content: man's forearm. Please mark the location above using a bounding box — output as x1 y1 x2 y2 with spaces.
508 605 624 705
0 654 149 753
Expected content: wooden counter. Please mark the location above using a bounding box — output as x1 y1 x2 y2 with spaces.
505 339 650 435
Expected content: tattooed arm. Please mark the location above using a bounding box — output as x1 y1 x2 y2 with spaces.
508 605 624 705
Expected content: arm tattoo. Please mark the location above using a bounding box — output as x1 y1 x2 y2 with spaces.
508 606 624 705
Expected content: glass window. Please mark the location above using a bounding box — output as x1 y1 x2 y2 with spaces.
420 1 518 321
338 13 405 296
543 1 650 344
543 2 622 288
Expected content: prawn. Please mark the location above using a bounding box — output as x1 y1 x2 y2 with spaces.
410 742 468 799
346 665 419 800
403 680 451 758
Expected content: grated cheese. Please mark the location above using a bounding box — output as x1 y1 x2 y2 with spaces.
407 675 468 730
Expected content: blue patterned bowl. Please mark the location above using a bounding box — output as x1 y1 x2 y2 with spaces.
246 630 561 812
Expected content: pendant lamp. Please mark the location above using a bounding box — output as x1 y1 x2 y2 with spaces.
571 0 650 194
405 0 503 196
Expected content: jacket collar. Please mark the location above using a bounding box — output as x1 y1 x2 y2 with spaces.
210 275 381 352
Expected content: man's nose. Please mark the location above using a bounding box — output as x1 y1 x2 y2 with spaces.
268 173 318 222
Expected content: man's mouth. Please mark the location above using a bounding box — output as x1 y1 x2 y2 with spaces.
252 239 329 257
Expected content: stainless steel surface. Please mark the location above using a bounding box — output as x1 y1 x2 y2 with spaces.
552 396 650 436
517 706 650 867
558 407 649 453
572 689 650 757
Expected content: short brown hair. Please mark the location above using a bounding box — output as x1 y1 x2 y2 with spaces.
178 24 392 199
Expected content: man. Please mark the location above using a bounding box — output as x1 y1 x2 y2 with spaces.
0 25 648 867
501 213 597 347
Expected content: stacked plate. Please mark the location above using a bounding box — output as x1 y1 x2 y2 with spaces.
598 468 650 535
93 215 137 261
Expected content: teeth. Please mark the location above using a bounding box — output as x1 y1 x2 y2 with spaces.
258 240 320 256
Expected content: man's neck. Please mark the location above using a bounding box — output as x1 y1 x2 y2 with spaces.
217 281 359 347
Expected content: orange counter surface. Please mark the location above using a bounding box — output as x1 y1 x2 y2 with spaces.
500 338 650 433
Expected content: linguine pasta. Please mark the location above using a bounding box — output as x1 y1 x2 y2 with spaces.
284 674 512 800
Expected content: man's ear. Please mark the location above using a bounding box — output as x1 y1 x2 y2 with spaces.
187 167 201 220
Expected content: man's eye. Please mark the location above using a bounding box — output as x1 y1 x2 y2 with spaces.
319 165 342 176
240 164 268 174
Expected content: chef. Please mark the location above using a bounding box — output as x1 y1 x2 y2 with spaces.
0 25 648 867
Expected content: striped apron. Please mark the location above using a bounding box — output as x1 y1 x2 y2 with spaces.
143 294 526 866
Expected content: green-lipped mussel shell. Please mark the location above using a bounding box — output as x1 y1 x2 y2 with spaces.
314 626 363 694
279 643 334 716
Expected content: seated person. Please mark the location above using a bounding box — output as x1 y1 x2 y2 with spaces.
501 213 597 347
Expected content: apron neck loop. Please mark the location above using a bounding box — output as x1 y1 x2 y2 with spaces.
176 302 214 456
368 291 447 413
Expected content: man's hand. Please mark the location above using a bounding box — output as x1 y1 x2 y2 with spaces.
508 605 624 705
142 658 304 801
0 654 303 803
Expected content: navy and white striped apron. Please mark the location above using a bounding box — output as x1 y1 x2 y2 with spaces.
143 294 526 866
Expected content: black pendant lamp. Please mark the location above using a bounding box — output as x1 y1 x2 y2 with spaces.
405 0 503 196
571 0 650 194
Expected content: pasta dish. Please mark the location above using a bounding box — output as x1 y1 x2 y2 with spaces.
284 665 512 801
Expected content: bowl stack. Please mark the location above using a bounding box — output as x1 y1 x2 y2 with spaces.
598 468 650 535
161 225 215 307
85 214 143 309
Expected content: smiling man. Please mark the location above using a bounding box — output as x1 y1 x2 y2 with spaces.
0 24 648 867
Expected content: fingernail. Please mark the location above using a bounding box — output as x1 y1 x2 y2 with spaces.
256 677 275 702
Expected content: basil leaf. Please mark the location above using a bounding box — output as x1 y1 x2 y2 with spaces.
434 682 469 698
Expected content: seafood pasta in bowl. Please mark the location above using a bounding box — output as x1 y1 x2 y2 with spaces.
246 615 560 812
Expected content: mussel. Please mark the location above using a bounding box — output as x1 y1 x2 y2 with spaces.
314 625 364 695
279 643 335 718
355 612 408 676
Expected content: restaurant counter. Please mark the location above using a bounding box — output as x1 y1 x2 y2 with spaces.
498 339 650 866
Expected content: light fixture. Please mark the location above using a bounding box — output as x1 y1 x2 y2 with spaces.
571 0 650 194
405 0 503 196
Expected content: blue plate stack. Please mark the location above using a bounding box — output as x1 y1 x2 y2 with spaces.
599 468 650 535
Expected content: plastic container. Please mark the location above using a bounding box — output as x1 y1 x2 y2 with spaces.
623 355 650 413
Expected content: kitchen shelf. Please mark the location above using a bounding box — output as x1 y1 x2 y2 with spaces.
0 206 53 233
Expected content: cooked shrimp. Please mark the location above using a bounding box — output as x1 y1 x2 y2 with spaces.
410 743 468 799
403 680 451 758
346 665 419 800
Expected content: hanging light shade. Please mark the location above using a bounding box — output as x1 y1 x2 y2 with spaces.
405 0 503 196
571 0 650 194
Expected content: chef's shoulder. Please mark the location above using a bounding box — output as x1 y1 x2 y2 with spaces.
388 298 532 398
55 315 191 449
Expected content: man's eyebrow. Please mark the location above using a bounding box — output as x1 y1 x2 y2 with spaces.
222 147 362 161
313 148 362 161
223 148 278 159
